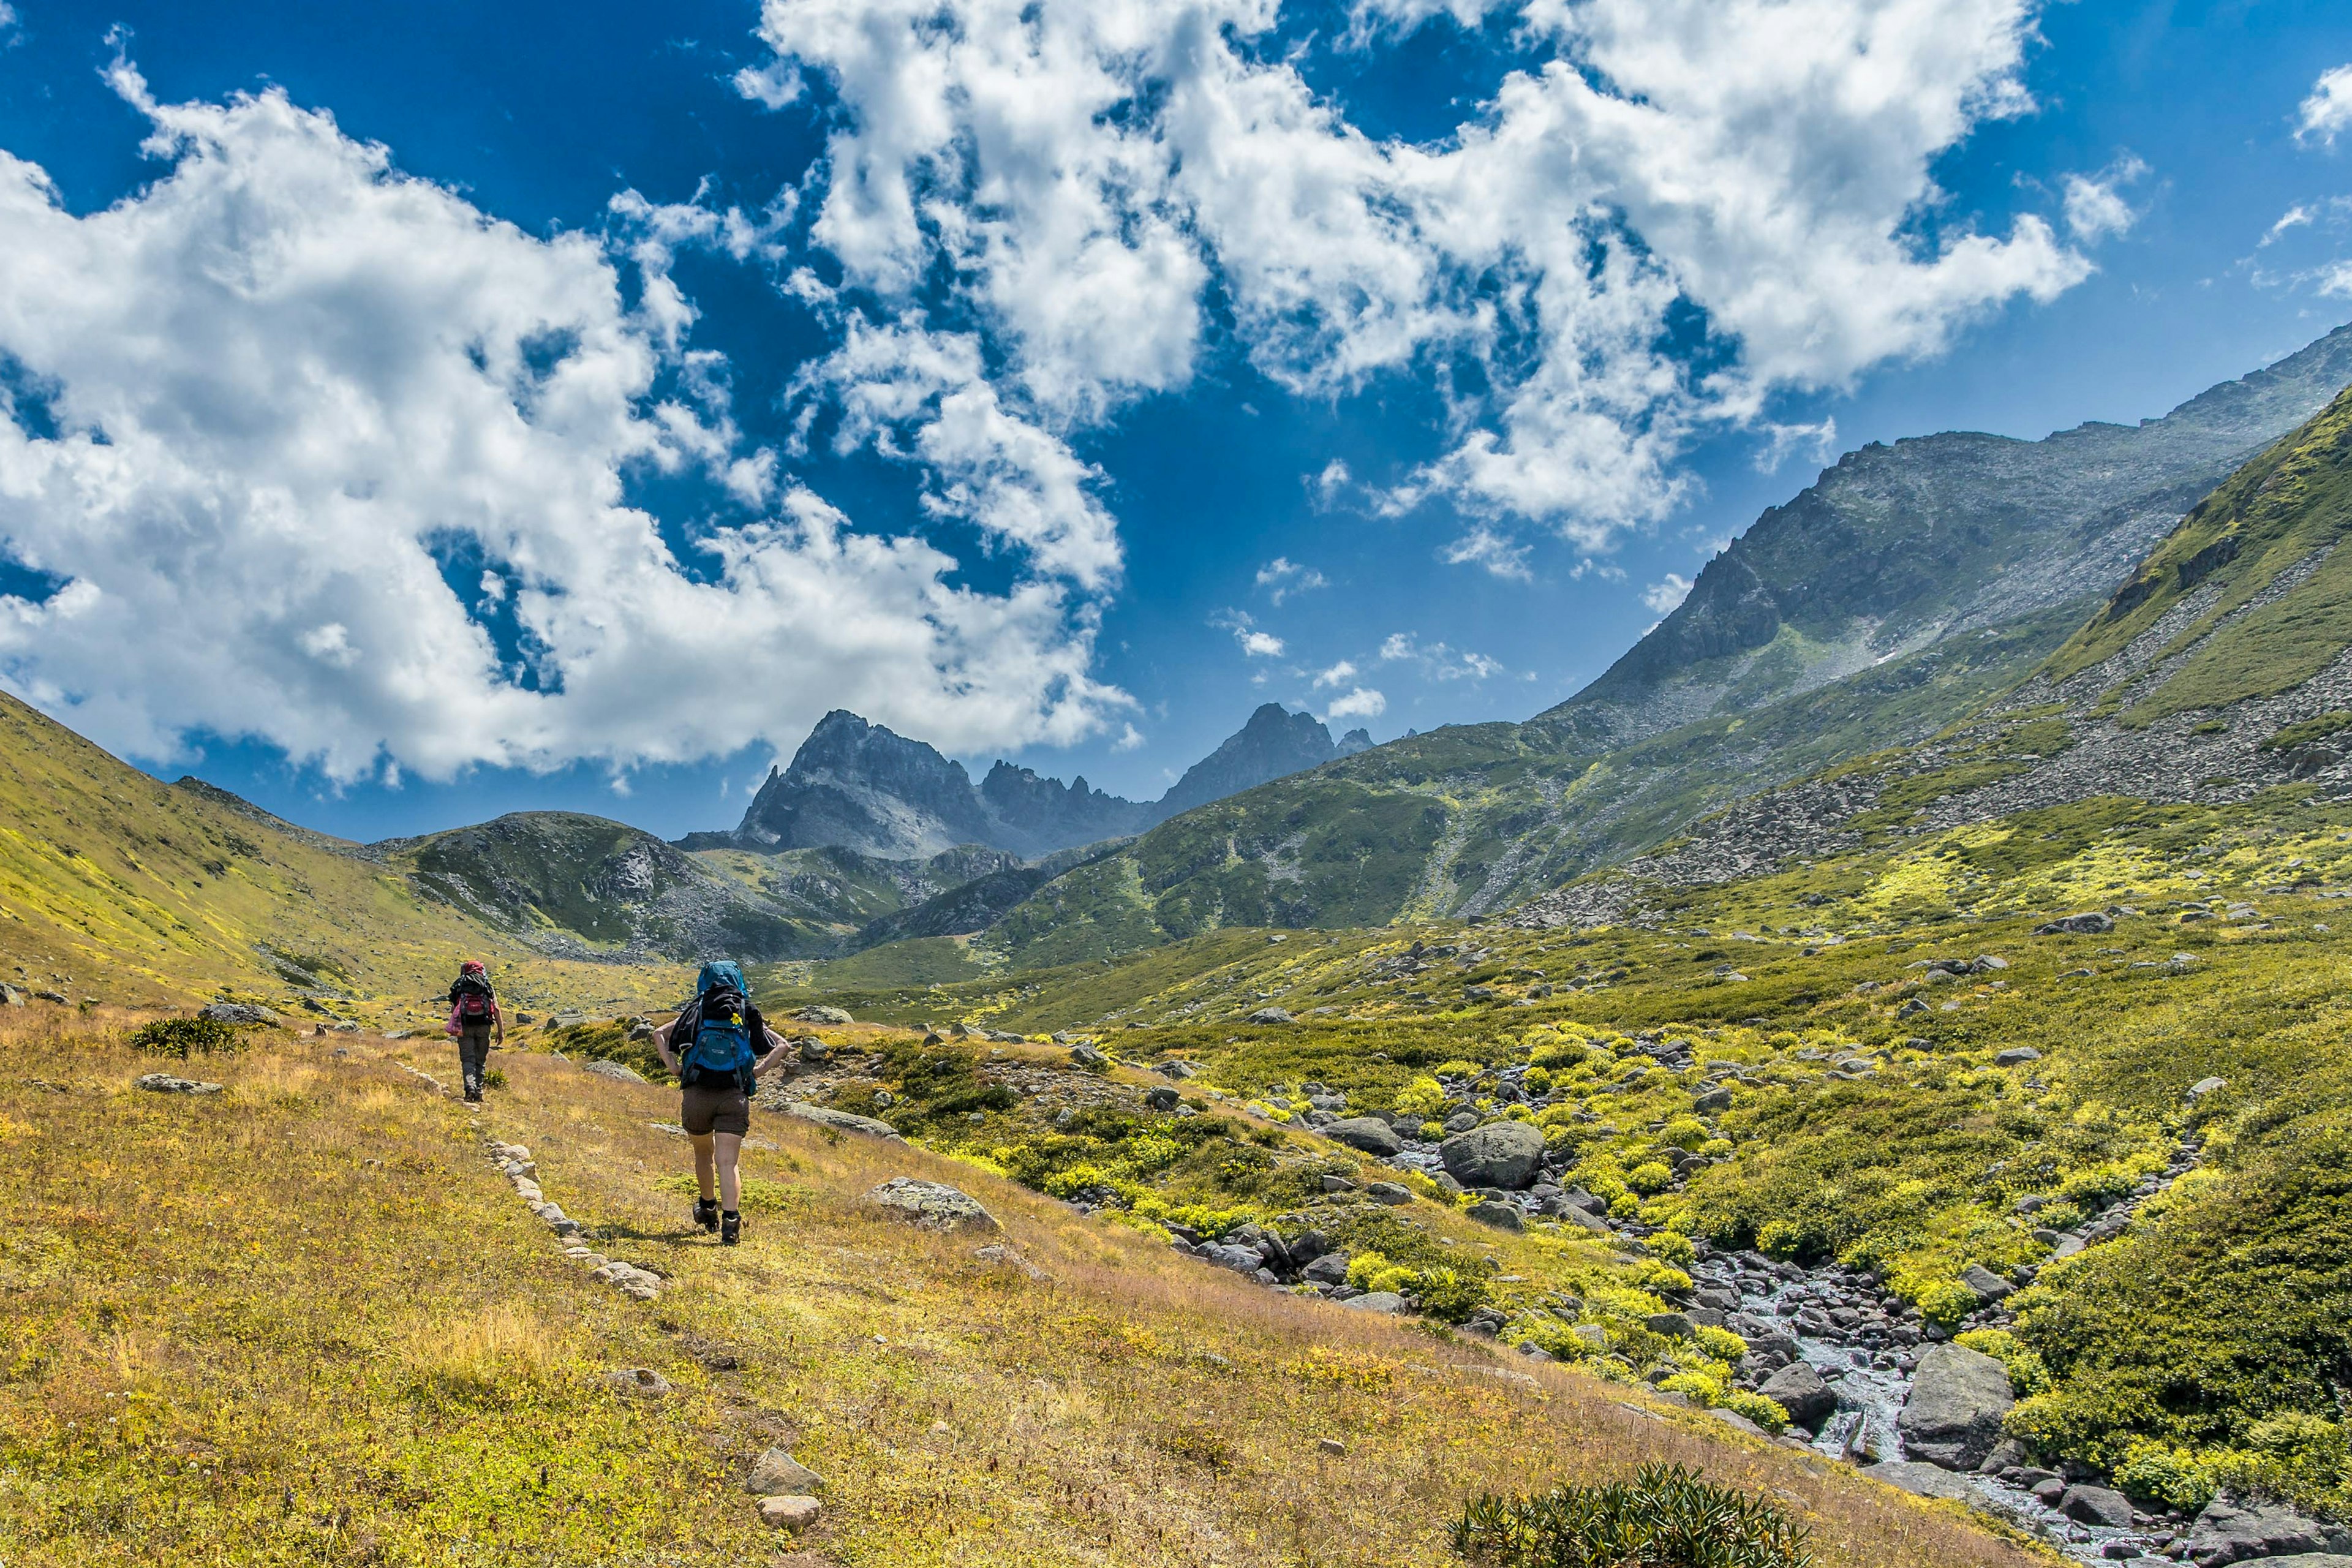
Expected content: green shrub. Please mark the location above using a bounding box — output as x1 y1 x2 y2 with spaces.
2034 1200 2086 1232
1393 1076 1449 1116
1648 1230 1696 1267
1657 1117 1711 1150
483 1068 508 1091
2110 1441 2218 1513
1725 1390 1790 1433
1695 1326 1749 1362
128 1016 246 1058
2057 1166 2138 1210
1914 1280 1979 1330
1451 1463 1812 1568
1627 1162 1673 1195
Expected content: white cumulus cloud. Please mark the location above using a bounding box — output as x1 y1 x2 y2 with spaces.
1255 556 1329 605
1313 658 1358 688
2299 64 2352 147
750 0 2091 559
2062 156 2148 243
0 65 1125 782
1325 685 1386 722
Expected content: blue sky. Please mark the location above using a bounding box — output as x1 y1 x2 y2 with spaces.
1 0 2350 843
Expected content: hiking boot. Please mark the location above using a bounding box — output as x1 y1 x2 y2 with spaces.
693 1197 718 1234
720 1211 741 1246
464 1087 483 1103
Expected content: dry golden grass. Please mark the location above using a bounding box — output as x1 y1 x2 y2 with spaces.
0 1011 2055 1566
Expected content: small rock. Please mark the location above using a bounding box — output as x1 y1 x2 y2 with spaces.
582 1060 646 1084
779 1102 906 1142
1759 1361 1836 1428
1069 1042 1108 1071
1316 1438 1346 1456
1863 1461 1975 1501
2183 1496 2333 1566
1342 1291 1409 1314
199 1001 279 1025
1643 1311 1693 1339
1364 1181 1412 1206
1439 1120 1547 1190
1994 1047 2041 1067
1323 1117 1404 1158
1319 1175 1356 1193
758 1494 821 1531
2035 912 2115 935
745 1448 824 1496
1959 1264 2016 1302
604 1367 670 1398
134 1073 222 1095
1143 1085 1179 1111
867 1177 1000 1233
2059 1485 2137 1529
2186 1076 2228 1102
790 1005 853 1025
1245 1007 1295 1025
1466 1200 1525 1233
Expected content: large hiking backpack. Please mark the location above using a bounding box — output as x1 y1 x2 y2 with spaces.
678 987 757 1091
452 971 495 1022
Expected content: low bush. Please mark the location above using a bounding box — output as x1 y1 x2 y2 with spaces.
128 1015 246 1058
1450 1462 1812 1567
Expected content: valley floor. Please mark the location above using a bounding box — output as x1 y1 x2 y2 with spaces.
0 1014 2040 1567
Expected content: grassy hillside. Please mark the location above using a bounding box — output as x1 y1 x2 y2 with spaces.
0 1011 2032 1567
0 692 686 1022
782 780 2352 1520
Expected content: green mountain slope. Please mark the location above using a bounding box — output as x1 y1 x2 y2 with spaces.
0 692 684 1019
935 328 2352 970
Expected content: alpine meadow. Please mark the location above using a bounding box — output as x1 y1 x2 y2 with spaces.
7 5 2352 1568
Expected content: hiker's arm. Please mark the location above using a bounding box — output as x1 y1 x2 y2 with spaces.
753 1026 788 1072
651 1018 680 1073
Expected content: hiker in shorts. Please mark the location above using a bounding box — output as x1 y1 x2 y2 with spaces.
446 960 503 1103
652 960 786 1246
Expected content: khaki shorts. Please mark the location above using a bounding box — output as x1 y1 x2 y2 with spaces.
680 1084 751 1137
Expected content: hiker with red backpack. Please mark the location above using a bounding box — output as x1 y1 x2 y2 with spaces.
446 960 503 1102
651 960 786 1245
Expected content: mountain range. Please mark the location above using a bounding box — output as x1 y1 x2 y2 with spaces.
687 702 1372 861
7 319 2352 990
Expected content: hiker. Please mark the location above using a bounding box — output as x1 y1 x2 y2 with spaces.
651 960 786 1245
446 960 503 1102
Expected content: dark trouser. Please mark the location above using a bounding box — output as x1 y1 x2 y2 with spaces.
457 1023 493 1096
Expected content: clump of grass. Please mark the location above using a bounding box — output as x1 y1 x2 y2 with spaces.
396 1302 562 1401
1451 1463 1812 1567
126 1015 246 1058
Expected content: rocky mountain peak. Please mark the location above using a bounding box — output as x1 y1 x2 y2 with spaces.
1154 703 1349 820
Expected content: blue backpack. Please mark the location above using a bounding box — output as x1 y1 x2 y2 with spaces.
678 962 758 1091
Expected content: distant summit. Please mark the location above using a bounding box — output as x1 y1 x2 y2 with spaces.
694 704 1362 861
1156 703 1367 819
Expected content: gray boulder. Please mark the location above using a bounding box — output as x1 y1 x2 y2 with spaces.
1245 1007 1295 1025
582 1060 646 1084
134 1072 222 1095
1465 1201 1525 1233
2185 1498 2333 1566
1862 1461 1975 1502
790 1005 853 1025
1758 1360 1836 1428
1992 1047 2041 1068
1897 1344 2015 1470
1323 1117 1404 1158
1439 1120 1547 1190
1302 1251 1351 1286
2035 912 2114 935
1959 1264 2015 1302
1143 1085 1180 1111
1202 1243 1264 1276
2187 1076 2228 1101
1342 1291 1408 1314
866 1177 999 1233
2242 1559 2352 1568
780 1101 905 1142
1069 1042 1108 1070
199 1001 278 1025
2056 1485 2135 1528
1363 1181 1413 1206
746 1447 824 1495
1643 1311 1693 1338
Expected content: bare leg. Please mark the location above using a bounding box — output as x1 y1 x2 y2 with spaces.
691 1133 718 1202
714 1131 744 1212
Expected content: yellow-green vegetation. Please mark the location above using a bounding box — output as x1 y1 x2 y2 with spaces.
0 690 691 1024
2048 381 2352 723
784 780 2352 1517
0 1012 2035 1567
